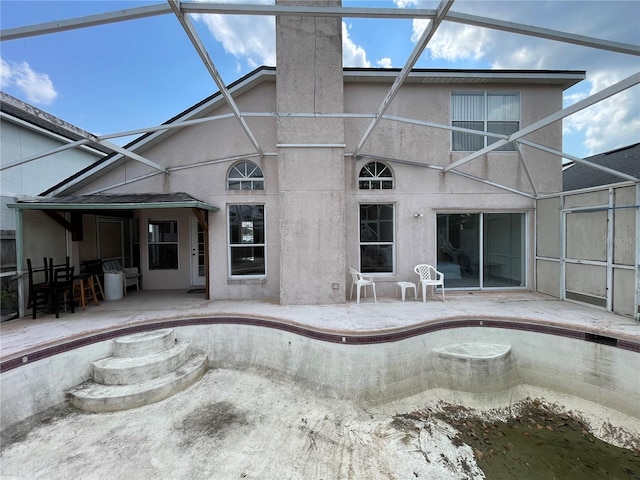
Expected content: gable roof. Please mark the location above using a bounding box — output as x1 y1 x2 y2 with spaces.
563 143 640 191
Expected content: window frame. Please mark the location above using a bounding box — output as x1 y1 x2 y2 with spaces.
227 204 266 278
451 91 520 152
147 218 179 271
358 161 394 190
359 203 395 275
227 161 265 191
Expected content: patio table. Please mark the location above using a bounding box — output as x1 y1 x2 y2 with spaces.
396 281 417 302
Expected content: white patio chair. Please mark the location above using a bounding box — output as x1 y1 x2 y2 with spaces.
349 268 377 304
414 264 445 302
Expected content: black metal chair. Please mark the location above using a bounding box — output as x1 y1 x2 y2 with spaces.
27 257 52 319
51 261 75 318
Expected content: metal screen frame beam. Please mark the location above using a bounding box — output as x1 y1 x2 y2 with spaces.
352 0 455 158
168 0 264 157
0 4 171 41
518 139 639 183
444 72 640 172
446 11 640 57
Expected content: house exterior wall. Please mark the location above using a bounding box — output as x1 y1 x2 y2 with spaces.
344 82 562 193
22 211 67 264
276 1 346 304
69 73 567 302
63 11 573 304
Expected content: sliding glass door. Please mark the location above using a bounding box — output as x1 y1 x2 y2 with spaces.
437 212 525 289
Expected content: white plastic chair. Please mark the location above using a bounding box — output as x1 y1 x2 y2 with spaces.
102 259 140 295
414 264 445 302
349 268 377 304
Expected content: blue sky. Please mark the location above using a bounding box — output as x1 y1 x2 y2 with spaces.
1 0 639 157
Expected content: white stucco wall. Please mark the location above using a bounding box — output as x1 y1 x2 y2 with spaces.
67 73 566 300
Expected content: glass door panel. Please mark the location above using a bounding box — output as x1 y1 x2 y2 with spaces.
437 213 480 288
483 213 525 287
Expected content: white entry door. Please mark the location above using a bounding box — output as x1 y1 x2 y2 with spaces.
190 217 206 286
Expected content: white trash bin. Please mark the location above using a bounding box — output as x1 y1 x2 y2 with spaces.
104 272 124 301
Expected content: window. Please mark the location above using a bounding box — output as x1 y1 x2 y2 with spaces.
451 92 520 151
227 161 264 190
359 161 393 189
360 204 394 273
148 219 178 270
228 204 265 276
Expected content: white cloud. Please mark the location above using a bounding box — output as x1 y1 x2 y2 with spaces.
426 23 489 62
194 10 372 69
564 72 640 156
376 57 393 69
193 13 276 68
343 22 371 68
0 58 58 105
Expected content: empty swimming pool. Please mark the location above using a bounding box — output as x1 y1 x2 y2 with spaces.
1 307 639 478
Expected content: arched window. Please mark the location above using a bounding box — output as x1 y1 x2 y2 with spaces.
358 161 393 189
227 161 264 190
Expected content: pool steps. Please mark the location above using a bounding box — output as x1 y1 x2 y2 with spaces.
67 329 207 413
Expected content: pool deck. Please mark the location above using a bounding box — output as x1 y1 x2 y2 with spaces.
1 290 639 364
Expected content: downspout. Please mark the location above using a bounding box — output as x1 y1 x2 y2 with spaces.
606 188 614 312
636 183 640 321
15 207 24 318
560 193 566 300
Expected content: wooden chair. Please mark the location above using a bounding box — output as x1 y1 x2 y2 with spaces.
82 259 105 301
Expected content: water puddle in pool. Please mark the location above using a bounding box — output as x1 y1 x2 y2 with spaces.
397 399 640 479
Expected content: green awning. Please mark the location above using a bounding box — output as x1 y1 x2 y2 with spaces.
9 192 219 212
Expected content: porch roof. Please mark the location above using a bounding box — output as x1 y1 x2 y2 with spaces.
8 192 219 212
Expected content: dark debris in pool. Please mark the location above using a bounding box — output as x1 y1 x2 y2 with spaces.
396 399 640 480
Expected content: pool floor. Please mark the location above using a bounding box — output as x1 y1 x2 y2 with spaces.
2 366 639 480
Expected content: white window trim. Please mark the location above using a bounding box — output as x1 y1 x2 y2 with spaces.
358 161 394 190
451 91 520 152
435 210 528 290
147 218 179 270
227 161 265 191
358 203 396 276
227 203 267 279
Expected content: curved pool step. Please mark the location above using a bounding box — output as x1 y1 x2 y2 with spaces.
67 354 207 413
113 328 176 358
93 339 193 385
66 328 207 413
